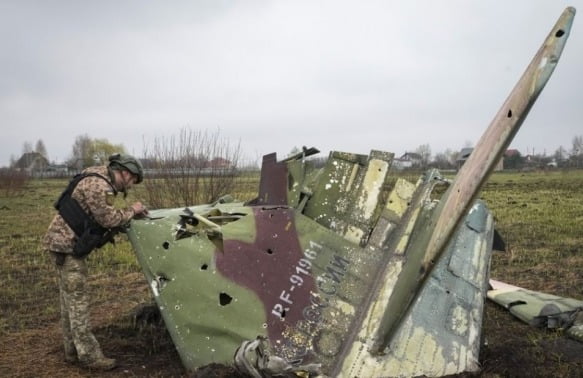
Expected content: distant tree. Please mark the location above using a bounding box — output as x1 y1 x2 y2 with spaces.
504 150 524 170
68 135 126 169
414 144 431 168
68 134 93 169
553 146 568 167
554 146 567 161
571 135 583 168
432 152 448 169
572 135 583 156
90 138 126 164
444 148 458 166
432 149 456 170
22 141 33 154
35 139 48 159
572 135 583 157
287 146 301 157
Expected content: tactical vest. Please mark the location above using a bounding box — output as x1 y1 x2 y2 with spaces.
54 172 118 257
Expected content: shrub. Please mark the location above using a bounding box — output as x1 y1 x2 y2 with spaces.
142 128 243 208
0 168 29 196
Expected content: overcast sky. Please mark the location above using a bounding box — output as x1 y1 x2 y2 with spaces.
1 1 581 167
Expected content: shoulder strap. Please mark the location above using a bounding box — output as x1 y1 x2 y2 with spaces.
54 172 116 237
54 172 116 210
74 172 116 194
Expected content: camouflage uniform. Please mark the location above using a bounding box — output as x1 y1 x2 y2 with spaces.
43 166 135 366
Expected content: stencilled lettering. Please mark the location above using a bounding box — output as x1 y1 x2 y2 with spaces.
275 241 353 364
271 244 320 320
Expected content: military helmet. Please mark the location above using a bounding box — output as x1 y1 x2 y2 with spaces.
108 153 144 183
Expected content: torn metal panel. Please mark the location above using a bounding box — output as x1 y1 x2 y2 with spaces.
340 201 494 377
488 280 583 343
255 152 288 206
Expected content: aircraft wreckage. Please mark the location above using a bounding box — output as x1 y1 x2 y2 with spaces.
127 8 576 377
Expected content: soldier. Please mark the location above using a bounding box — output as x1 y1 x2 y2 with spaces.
43 154 148 370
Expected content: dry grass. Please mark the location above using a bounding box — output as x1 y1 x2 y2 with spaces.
476 170 583 377
0 170 581 377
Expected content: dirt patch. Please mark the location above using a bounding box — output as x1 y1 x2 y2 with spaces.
3 298 582 377
475 302 583 378
539 338 583 364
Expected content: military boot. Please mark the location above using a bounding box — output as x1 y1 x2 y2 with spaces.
80 356 117 371
64 351 77 364
64 343 77 363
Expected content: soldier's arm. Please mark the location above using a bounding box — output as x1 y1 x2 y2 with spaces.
77 177 135 229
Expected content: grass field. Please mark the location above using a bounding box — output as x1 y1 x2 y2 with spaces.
0 170 582 377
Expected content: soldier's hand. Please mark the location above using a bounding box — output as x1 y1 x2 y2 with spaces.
131 202 148 217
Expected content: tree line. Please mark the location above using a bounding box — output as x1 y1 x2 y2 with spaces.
408 135 583 170
9 132 583 172
11 134 125 169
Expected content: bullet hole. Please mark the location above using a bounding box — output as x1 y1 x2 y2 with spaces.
269 213 274 218
155 275 169 290
262 323 268 328
556 29 565 38
219 293 233 306
265 248 274 255
281 309 287 319
508 300 527 308
162 241 170 250
201 264 208 270
507 109 513 118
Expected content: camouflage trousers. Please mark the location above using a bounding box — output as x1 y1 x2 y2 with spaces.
53 252 106 363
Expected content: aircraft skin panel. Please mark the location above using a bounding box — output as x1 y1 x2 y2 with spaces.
488 279 583 342
127 156 495 376
129 206 270 370
340 201 494 377
274 209 390 369
130 200 381 371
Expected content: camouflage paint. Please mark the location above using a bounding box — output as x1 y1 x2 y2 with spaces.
488 280 583 343
127 8 575 376
217 207 318 349
128 153 492 376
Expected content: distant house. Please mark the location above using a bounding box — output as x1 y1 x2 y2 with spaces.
455 148 474 170
456 147 504 171
505 149 520 158
46 164 69 174
13 152 49 172
207 157 232 169
393 152 422 170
